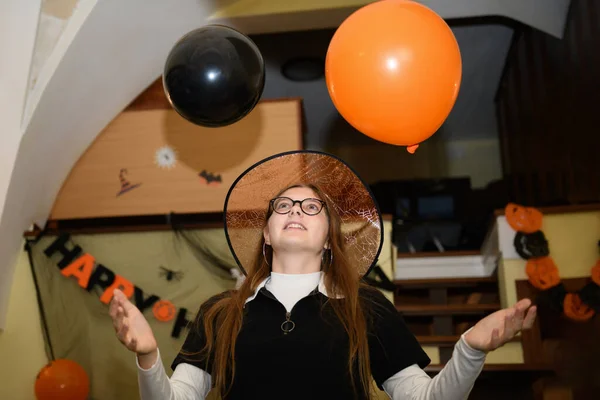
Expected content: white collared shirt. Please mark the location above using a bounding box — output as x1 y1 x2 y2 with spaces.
244 271 342 311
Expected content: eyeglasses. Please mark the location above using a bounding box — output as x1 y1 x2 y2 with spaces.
270 197 326 216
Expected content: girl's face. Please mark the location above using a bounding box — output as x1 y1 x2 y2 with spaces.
263 186 329 254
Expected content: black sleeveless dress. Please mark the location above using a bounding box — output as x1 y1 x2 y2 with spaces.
172 287 430 400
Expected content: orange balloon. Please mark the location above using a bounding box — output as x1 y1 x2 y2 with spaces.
326 0 462 150
35 359 90 400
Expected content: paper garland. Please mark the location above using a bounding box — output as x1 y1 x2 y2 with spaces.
506 203 600 322
40 233 192 338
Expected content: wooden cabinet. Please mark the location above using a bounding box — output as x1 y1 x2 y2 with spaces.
392 257 567 399
394 273 502 362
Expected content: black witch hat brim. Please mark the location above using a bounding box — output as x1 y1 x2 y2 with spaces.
223 150 383 277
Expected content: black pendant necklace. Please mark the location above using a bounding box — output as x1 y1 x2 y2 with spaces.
281 311 295 334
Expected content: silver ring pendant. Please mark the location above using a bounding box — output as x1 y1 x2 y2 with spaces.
281 320 295 334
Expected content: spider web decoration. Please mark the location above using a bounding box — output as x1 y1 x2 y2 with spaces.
154 146 178 170
168 214 239 283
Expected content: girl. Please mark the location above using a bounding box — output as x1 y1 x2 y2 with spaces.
110 151 536 399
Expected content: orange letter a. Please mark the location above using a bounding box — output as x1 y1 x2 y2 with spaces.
61 253 95 289
100 275 134 304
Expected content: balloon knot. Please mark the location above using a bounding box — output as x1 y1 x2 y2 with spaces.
406 144 419 154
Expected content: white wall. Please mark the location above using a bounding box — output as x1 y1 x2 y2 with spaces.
0 0 42 331
0 245 48 400
213 0 571 39
0 0 220 330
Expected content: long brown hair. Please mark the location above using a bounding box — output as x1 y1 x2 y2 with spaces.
192 184 376 398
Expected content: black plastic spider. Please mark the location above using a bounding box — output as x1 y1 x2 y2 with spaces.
159 266 184 282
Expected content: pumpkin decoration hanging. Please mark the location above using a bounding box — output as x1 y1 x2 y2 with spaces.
505 203 544 234
506 203 600 322
563 293 595 321
525 256 561 290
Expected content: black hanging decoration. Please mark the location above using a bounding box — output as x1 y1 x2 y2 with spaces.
514 230 550 260
579 281 600 313
537 282 568 313
363 265 396 292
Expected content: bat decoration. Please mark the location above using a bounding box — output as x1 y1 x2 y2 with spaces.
199 170 222 186
159 266 184 282
116 168 142 197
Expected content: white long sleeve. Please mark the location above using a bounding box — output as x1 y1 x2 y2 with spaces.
382 331 486 400
137 348 211 400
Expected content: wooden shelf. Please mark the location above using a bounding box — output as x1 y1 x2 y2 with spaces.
394 276 497 289
425 363 555 380
417 335 462 345
426 363 553 373
397 303 501 316
417 335 521 346
393 272 504 364
494 202 600 217
397 250 481 259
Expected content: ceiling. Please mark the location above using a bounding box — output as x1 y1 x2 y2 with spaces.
251 22 514 144
0 0 572 329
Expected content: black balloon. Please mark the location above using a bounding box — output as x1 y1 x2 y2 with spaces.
163 25 265 127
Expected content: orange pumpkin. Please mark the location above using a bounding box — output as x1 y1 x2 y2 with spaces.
152 300 176 322
526 256 561 290
505 203 543 234
591 259 600 286
563 293 595 322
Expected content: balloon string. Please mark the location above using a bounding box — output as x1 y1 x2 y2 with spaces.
25 240 56 361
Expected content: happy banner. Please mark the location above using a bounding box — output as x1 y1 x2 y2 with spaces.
27 229 235 400
42 233 193 338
